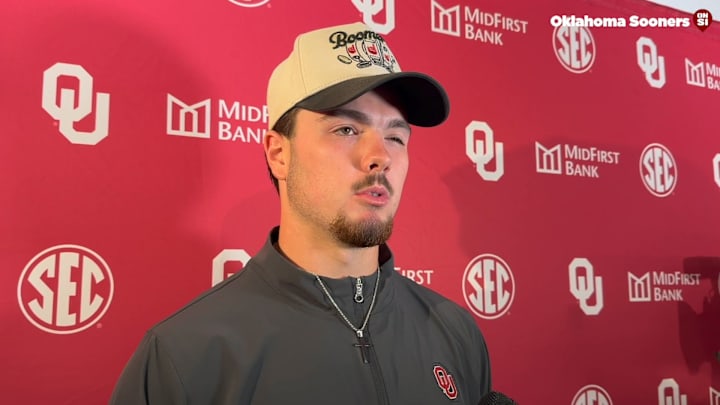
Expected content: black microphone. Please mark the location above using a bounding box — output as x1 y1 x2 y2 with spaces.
478 391 518 405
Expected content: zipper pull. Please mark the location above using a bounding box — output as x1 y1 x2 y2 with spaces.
354 277 364 303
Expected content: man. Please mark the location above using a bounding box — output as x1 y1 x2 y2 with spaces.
111 22 491 404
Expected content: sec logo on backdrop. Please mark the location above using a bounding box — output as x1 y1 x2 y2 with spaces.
17 245 114 334
463 254 515 319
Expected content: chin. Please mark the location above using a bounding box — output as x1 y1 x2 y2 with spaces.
329 214 395 248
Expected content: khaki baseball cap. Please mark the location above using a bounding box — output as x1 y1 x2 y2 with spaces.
267 22 449 130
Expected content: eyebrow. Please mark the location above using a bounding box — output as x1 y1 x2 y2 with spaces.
319 108 412 134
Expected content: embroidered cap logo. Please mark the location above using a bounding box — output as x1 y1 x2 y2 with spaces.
433 365 458 400
330 30 398 73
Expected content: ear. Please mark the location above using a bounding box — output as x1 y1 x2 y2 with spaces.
264 130 289 181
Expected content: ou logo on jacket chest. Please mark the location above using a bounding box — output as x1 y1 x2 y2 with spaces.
433 365 458 400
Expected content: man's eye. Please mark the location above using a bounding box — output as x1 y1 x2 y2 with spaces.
335 126 357 136
387 136 406 146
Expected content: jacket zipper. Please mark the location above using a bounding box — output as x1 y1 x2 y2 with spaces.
365 329 390 405
353 276 389 405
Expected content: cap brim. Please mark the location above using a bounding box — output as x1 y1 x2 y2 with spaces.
295 73 449 127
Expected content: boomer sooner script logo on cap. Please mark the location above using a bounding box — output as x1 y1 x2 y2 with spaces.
330 29 399 73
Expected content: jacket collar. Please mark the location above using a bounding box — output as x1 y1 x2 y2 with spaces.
251 227 396 320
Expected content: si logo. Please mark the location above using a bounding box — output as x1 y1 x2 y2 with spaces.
693 9 712 31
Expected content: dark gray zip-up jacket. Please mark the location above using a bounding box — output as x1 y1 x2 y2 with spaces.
110 228 491 404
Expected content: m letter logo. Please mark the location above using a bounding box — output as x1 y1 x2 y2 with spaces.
431 0 461 37
167 94 211 138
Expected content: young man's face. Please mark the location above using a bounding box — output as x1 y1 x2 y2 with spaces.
285 90 411 248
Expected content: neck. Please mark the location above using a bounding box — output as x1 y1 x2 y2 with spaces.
277 220 380 279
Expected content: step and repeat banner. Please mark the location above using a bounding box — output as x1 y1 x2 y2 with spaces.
2 0 720 403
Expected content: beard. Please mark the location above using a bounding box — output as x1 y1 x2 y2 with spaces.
329 213 394 248
286 160 396 248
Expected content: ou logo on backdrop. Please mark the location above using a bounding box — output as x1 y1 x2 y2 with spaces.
658 378 687 405
352 0 396 34
212 249 251 287
463 254 515 320
636 36 666 89
572 384 613 405
569 258 604 316
41 62 110 145
17 245 114 334
466 121 505 182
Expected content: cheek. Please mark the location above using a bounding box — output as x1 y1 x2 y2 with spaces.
390 162 409 198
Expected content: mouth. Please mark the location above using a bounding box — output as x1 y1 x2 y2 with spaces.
355 186 390 206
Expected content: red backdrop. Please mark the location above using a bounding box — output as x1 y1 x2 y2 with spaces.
2 0 720 403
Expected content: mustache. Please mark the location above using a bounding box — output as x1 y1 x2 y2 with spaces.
352 173 394 196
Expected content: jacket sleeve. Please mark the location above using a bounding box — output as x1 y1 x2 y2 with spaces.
109 331 187 405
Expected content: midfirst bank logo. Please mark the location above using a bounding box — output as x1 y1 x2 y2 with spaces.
572 384 613 405
42 62 110 145
167 94 267 143
535 142 620 178
212 249 251 287
658 378 687 405
466 121 504 181
396 266 434 286
353 0 395 35
430 0 528 46
640 143 677 197
569 258 604 316
636 37 666 89
17 245 114 334
685 57 720 92
463 254 515 320
711 387 720 405
628 270 700 302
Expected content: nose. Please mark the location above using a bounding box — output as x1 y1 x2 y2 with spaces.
359 132 391 173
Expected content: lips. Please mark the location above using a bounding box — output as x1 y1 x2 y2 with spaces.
355 186 390 206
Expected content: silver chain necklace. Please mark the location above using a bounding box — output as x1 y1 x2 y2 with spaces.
314 267 381 339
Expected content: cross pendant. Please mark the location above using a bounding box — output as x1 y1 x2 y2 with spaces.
353 330 373 364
